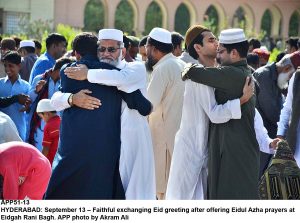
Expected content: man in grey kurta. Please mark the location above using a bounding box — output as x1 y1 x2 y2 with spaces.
183 28 259 199
253 54 297 176
19 40 38 82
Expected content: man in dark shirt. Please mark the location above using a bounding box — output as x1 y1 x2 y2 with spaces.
254 52 300 175
19 40 38 82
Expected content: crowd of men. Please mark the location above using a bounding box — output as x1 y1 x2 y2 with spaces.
0 23 299 200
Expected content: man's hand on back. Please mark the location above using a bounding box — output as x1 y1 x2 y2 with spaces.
240 77 254 105
73 89 101 110
65 64 89 81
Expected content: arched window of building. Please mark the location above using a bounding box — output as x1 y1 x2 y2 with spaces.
144 1 163 35
232 7 246 29
174 3 190 35
289 11 300 36
204 5 219 35
261 9 272 37
114 0 134 34
84 0 105 32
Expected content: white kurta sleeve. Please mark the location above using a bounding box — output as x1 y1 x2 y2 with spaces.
277 73 295 137
197 84 241 123
50 91 71 112
255 109 274 154
87 61 146 93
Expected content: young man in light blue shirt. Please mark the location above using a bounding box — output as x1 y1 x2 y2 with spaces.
28 33 67 84
0 51 31 140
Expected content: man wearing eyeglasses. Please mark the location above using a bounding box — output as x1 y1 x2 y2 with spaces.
166 25 275 200
45 32 128 199
49 30 155 200
182 28 260 199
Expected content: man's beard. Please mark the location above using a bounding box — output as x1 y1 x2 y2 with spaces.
99 50 122 67
277 72 291 89
145 54 157 72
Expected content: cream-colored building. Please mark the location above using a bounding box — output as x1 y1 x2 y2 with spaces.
0 0 299 38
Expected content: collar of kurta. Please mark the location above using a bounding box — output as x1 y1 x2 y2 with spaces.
153 53 175 70
229 59 248 67
24 53 38 59
4 75 22 84
44 52 56 64
117 59 126 69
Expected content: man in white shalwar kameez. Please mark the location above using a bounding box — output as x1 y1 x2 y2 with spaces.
166 25 275 200
51 29 156 200
146 28 186 199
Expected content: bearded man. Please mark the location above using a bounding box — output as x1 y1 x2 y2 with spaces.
253 52 300 176
49 30 155 200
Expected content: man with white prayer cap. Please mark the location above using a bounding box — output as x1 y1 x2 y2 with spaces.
145 27 186 199
19 40 37 82
182 28 260 199
167 26 277 200
45 32 126 199
50 29 156 199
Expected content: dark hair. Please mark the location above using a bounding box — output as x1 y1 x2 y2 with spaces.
21 46 35 54
33 40 42 49
123 35 130 49
147 37 173 54
248 38 261 49
286 37 299 50
0 38 16 50
46 33 67 49
53 57 74 71
2 51 21 64
12 36 22 48
139 36 148 47
247 53 259 66
171 32 184 49
128 36 140 47
223 40 249 58
187 32 206 60
72 32 98 57
276 52 286 63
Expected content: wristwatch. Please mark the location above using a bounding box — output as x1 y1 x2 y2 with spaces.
68 93 74 106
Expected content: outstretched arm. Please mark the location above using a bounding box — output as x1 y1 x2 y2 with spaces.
0 94 30 108
194 77 253 123
50 90 101 111
254 109 275 154
65 62 146 93
277 73 295 138
120 90 153 116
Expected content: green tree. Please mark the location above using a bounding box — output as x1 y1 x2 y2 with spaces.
174 3 190 35
289 11 300 36
84 0 105 32
204 5 219 35
18 15 53 40
144 1 163 35
261 9 272 37
56 24 81 51
114 0 134 34
233 7 246 30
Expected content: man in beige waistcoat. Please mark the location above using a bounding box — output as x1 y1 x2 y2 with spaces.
146 27 186 199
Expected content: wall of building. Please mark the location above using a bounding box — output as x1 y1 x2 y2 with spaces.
0 0 54 34
0 0 299 38
53 0 299 38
